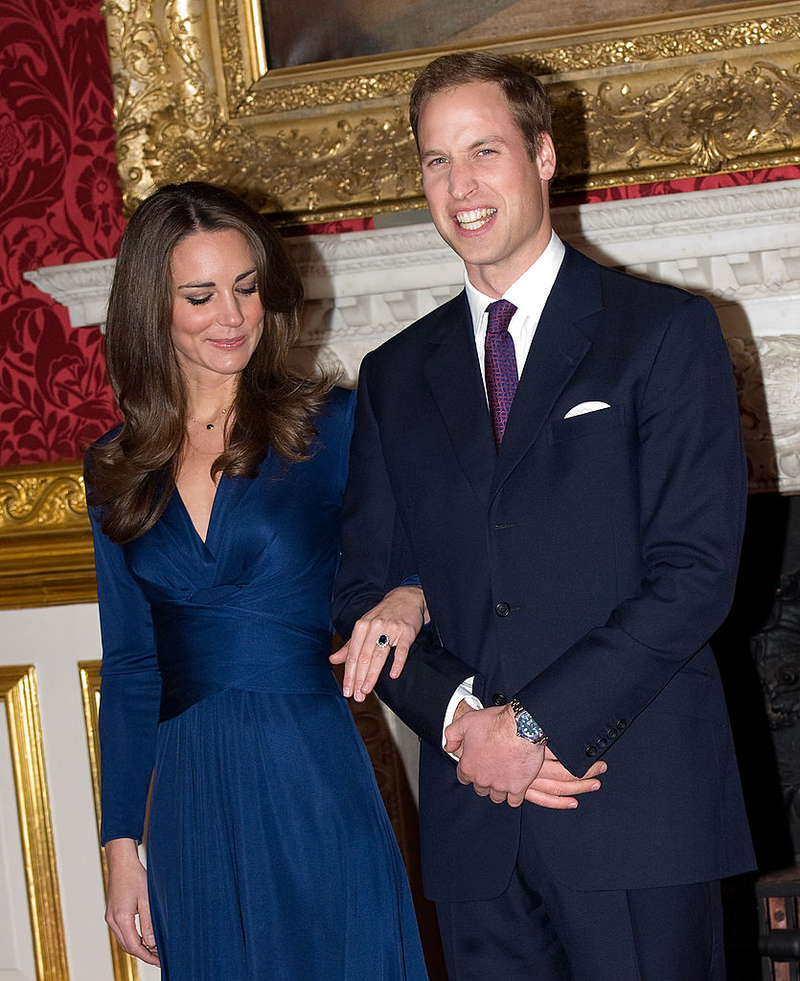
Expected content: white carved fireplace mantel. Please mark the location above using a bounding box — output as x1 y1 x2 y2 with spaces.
26 178 800 493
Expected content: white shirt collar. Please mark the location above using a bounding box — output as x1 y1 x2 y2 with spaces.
465 232 566 334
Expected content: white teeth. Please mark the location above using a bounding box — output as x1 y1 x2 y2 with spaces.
455 208 496 230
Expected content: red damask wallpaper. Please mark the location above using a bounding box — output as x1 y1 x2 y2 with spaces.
0 0 123 467
559 165 800 205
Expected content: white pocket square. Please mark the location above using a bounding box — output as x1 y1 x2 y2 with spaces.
564 401 611 419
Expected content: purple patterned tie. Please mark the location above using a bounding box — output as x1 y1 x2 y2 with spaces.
485 299 518 450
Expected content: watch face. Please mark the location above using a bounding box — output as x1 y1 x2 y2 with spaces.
518 713 542 741
511 699 545 743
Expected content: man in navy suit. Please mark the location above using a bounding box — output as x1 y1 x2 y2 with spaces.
333 51 755 980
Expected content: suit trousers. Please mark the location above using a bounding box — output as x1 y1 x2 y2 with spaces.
435 824 726 981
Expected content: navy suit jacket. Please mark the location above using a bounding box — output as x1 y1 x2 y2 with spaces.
334 244 756 902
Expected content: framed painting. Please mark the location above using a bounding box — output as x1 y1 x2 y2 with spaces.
259 0 779 68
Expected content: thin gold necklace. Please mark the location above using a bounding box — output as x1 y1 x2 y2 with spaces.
191 406 228 431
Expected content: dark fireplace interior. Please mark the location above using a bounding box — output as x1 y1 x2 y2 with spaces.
716 493 800 979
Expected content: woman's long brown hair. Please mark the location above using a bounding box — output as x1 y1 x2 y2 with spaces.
86 182 332 544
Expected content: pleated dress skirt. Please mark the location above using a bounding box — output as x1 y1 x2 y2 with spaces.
145 687 429 980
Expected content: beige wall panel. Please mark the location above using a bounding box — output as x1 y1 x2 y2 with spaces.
0 608 105 979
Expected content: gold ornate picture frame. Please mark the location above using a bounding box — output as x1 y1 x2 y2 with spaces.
102 0 800 223
0 665 69 980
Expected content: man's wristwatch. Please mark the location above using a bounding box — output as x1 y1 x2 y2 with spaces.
509 698 549 745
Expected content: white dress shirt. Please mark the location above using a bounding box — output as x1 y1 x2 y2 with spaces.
466 231 566 393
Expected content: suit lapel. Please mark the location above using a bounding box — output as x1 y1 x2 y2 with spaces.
491 246 602 495
423 293 497 503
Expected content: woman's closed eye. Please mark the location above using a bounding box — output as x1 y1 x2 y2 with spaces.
184 284 257 306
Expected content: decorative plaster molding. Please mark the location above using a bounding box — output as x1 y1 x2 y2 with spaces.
28 180 800 320
732 333 800 493
23 258 114 330
23 178 800 492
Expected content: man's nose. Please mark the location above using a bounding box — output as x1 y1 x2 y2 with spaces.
448 162 477 199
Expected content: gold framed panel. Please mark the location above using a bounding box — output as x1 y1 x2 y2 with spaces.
79 661 139 981
0 461 95 610
0 665 69 980
101 0 800 223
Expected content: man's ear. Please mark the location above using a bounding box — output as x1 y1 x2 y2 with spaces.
537 133 557 181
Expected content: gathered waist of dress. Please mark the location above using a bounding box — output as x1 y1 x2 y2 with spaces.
151 601 340 722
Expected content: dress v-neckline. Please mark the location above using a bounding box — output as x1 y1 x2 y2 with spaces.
174 478 224 547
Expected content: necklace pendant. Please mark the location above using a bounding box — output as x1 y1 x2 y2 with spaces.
191 406 227 431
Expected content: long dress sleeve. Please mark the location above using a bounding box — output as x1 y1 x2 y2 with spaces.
88 495 161 845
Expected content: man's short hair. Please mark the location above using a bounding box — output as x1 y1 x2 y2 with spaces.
409 51 553 162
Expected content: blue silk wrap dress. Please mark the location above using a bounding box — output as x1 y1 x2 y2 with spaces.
88 387 428 980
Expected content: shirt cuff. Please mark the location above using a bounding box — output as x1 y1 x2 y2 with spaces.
442 677 483 759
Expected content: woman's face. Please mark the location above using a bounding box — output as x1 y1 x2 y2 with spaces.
169 228 265 385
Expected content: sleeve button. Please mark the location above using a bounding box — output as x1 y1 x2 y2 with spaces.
495 602 511 617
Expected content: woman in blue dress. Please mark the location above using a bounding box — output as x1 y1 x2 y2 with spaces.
86 182 430 980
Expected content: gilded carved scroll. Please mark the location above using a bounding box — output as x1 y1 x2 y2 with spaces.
101 0 800 222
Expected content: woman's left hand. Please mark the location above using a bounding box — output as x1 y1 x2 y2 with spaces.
331 585 428 701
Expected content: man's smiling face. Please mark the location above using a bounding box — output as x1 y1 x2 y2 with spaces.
417 80 556 299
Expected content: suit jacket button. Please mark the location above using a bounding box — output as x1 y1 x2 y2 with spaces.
617 719 627 729
585 746 597 758
597 737 607 749
495 602 511 617
607 728 617 739
491 693 507 706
